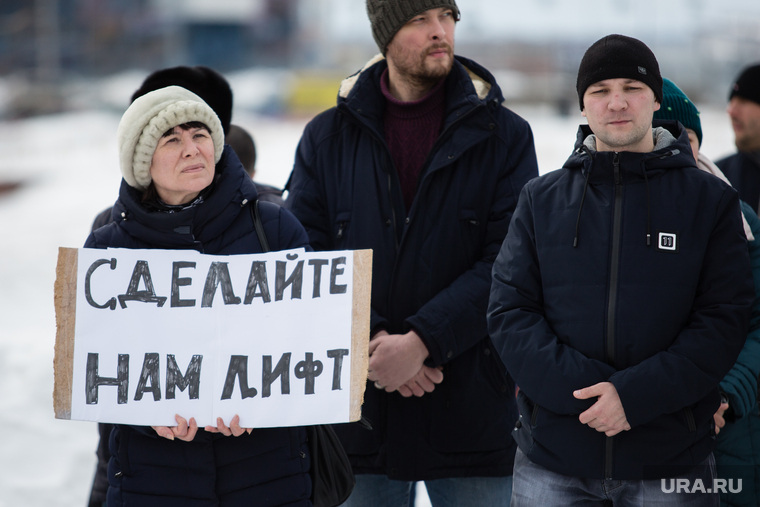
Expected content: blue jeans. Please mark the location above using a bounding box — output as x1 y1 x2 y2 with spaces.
340 473 513 507
511 447 719 506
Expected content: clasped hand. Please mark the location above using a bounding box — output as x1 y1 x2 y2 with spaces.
367 330 443 397
152 414 252 441
573 382 631 437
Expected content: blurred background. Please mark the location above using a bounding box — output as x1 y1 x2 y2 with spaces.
1 1 759 506
2 0 760 119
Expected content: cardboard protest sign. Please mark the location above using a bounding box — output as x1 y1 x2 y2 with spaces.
54 247 372 428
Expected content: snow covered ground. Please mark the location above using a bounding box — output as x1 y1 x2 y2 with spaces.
0 89 735 506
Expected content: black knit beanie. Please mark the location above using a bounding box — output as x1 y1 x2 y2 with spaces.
576 34 663 111
130 65 233 135
729 63 760 106
366 0 460 55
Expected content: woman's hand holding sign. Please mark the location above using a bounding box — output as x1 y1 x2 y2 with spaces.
205 415 253 436
153 414 252 441
152 414 199 441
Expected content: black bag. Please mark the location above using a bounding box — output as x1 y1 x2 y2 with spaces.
306 424 355 507
249 200 356 506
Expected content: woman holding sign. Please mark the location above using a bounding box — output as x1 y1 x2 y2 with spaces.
85 85 313 506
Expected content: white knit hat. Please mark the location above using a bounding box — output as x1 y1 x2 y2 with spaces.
117 85 224 190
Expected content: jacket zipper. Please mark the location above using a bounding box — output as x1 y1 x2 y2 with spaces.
604 152 623 480
383 98 484 254
374 101 483 327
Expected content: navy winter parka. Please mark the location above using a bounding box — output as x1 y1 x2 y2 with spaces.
717 151 760 214
285 55 539 480
488 122 754 480
86 146 313 507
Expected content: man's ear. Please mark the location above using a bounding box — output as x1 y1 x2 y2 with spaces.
653 100 661 112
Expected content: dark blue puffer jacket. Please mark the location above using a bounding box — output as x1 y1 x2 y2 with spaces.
286 55 538 480
86 146 313 507
488 122 753 480
717 152 760 214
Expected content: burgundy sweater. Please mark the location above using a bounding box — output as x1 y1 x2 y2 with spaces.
381 70 447 211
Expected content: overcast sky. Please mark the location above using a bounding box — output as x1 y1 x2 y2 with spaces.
322 0 760 44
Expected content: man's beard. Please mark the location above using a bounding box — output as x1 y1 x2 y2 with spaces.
390 44 453 90
736 130 760 152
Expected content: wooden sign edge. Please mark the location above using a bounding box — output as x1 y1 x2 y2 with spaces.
53 247 78 420
349 249 372 422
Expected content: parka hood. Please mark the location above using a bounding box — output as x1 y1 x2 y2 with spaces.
563 120 697 178
331 53 507 152
559 120 700 248
337 53 501 106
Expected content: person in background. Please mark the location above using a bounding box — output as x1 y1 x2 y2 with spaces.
87 65 238 507
86 85 311 506
226 123 285 205
716 63 760 214
285 1 538 505
488 34 753 505
654 77 760 507
91 65 234 231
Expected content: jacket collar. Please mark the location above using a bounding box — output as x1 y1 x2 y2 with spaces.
337 54 503 126
564 120 697 182
338 53 495 102
580 126 677 155
114 145 257 249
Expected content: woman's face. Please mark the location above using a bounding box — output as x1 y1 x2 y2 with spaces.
150 124 215 205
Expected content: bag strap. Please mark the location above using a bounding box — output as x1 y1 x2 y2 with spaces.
249 199 270 253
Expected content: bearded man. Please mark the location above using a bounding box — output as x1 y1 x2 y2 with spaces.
285 1 539 505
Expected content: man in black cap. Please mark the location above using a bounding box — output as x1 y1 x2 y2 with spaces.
716 63 760 214
285 0 538 505
488 34 753 505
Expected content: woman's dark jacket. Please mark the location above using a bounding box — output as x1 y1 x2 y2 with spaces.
285 55 539 480
488 122 754 480
85 146 313 506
